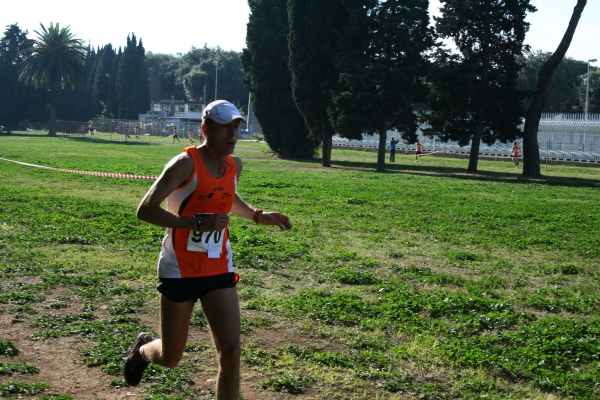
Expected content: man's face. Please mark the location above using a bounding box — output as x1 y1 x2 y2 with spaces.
205 119 241 155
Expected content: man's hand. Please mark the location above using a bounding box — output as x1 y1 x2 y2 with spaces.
259 212 292 230
196 213 230 231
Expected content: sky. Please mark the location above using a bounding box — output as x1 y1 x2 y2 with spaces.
1 0 598 63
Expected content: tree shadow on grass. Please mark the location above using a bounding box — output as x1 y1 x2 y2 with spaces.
308 157 600 189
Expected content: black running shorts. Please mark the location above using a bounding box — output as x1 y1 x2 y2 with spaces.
157 272 239 303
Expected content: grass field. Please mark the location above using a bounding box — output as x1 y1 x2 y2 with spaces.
1 131 599 399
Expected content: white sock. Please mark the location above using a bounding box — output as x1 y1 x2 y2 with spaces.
139 344 150 363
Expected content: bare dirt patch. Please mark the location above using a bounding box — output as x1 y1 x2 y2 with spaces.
1 296 373 399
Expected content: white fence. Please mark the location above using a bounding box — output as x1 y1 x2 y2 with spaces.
332 113 600 163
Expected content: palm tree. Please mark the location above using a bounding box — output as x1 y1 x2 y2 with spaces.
19 22 87 136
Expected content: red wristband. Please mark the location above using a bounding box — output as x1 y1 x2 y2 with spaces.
252 209 263 224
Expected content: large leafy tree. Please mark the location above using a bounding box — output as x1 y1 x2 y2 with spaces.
424 0 535 172
331 0 433 172
518 50 587 112
19 22 87 136
287 0 349 167
0 24 47 133
522 0 587 177
178 46 248 108
147 52 186 103
242 0 319 158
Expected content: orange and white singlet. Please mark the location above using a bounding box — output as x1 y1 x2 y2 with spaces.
157 146 238 278
512 144 520 157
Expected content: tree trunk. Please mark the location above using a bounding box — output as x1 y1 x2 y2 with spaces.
522 0 586 177
468 120 482 172
321 125 332 167
522 92 544 177
376 118 388 172
468 16 491 172
48 84 58 137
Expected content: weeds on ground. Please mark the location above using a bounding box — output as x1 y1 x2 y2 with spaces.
1 135 599 398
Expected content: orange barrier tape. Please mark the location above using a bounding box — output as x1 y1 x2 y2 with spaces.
0 157 158 180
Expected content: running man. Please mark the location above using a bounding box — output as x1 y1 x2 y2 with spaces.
125 126 131 140
415 140 423 162
188 128 194 144
135 125 140 140
123 100 292 399
511 142 520 168
173 127 180 143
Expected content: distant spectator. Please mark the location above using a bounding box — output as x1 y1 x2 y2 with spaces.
389 136 400 162
80 123 85 136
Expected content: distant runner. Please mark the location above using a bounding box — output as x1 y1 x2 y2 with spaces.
415 140 423 162
172 127 180 144
511 142 520 168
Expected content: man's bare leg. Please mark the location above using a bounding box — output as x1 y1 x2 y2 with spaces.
201 287 241 400
143 295 195 368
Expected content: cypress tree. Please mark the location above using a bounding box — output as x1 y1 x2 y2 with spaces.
130 39 151 118
116 34 138 119
242 0 319 158
91 44 116 117
115 34 150 119
287 0 349 166
109 47 121 118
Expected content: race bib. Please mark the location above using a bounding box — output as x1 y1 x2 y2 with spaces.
187 229 224 258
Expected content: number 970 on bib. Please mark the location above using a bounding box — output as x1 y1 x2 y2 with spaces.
187 229 224 259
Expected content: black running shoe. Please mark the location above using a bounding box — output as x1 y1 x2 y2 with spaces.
123 332 153 386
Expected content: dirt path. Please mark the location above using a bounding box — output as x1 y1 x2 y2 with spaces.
1 310 333 399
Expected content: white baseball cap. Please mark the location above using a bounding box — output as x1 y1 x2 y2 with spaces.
203 100 247 124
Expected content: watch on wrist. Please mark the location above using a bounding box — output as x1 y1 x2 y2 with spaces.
252 209 263 224
194 214 203 231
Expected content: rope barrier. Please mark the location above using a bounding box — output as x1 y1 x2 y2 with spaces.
0 157 158 180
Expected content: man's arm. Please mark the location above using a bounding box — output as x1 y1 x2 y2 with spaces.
230 194 291 231
229 156 291 230
136 153 197 230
